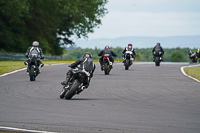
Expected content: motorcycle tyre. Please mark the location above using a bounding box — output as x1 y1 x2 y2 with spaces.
30 67 35 81
65 80 81 100
104 63 109 75
155 57 160 66
125 59 129 70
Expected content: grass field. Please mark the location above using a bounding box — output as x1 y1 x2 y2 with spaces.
184 67 200 81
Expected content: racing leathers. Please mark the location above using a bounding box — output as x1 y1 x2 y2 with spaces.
24 46 44 72
98 49 117 67
122 47 136 62
152 45 164 61
61 57 96 89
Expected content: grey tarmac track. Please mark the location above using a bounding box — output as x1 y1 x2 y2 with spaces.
0 62 200 133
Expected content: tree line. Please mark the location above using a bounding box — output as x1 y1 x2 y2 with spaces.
0 0 108 55
62 47 198 62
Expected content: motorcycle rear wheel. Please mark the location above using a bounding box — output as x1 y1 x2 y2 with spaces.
65 80 81 100
104 63 109 75
30 67 35 81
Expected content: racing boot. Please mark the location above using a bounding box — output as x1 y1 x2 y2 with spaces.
24 62 29 72
38 64 43 74
61 78 70 86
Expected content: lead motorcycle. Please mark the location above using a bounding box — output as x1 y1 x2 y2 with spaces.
60 66 90 100
102 54 112 75
154 51 162 66
123 51 134 70
27 54 40 81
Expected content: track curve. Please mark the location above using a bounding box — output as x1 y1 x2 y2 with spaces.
0 63 200 133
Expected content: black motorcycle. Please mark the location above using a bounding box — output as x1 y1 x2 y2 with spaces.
60 67 90 100
189 53 197 63
123 51 134 70
28 54 40 81
154 51 162 66
102 54 112 75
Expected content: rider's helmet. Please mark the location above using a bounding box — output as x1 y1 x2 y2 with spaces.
105 45 110 50
83 52 92 58
128 43 132 48
156 42 160 46
32 41 39 47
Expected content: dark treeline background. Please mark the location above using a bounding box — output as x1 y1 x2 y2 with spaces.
0 0 108 55
62 47 198 62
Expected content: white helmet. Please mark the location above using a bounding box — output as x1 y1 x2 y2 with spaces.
32 41 39 47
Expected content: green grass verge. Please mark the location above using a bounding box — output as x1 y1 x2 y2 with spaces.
0 60 73 75
184 67 200 81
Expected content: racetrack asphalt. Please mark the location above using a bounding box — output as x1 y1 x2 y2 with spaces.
0 62 200 133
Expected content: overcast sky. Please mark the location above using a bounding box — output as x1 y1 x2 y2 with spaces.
81 0 200 40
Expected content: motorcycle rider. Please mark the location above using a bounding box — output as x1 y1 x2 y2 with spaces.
189 50 195 59
196 48 200 63
24 41 44 72
98 45 117 70
152 42 164 62
122 43 136 63
61 52 95 92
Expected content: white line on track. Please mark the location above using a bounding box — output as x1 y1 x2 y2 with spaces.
0 68 27 78
0 126 57 133
180 64 200 83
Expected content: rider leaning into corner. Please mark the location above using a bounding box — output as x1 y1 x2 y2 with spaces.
152 42 164 62
24 41 44 72
61 52 96 90
98 45 117 70
122 43 136 63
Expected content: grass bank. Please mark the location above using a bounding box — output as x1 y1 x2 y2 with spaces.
184 67 200 81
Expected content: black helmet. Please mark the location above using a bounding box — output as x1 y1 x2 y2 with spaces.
156 42 160 46
83 52 92 58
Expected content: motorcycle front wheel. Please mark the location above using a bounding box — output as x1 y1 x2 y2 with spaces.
125 59 129 70
155 57 160 66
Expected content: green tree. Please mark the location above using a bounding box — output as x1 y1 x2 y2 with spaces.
171 51 185 62
0 0 108 55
